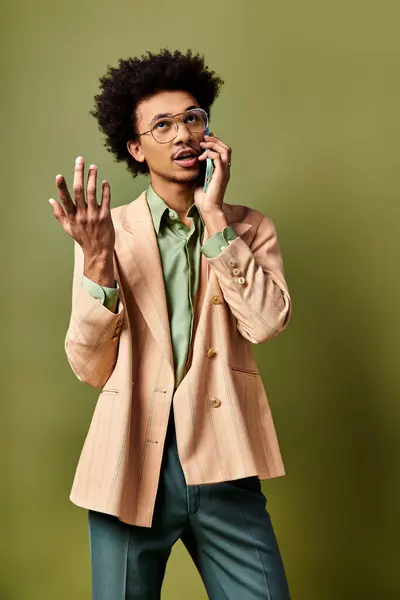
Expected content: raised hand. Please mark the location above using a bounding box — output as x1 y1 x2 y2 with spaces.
49 157 116 286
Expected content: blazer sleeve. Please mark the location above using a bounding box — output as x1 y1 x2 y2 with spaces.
203 212 292 344
64 241 125 388
81 274 120 313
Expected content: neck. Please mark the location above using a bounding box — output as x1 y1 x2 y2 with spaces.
150 174 197 218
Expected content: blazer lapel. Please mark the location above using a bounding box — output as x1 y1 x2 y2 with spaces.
118 192 174 371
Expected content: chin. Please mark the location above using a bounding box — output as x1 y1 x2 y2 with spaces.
168 170 200 185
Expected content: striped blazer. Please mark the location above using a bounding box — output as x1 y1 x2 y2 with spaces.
66 191 292 527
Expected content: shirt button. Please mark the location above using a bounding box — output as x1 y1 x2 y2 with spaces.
169 210 178 219
237 277 246 285
211 397 221 408
229 259 237 267
211 294 221 305
207 348 217 358
220 245 226 251
232 268 241 276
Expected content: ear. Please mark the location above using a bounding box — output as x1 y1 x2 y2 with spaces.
127 140 146 163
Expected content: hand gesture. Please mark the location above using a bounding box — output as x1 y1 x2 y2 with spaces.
49 157 115 260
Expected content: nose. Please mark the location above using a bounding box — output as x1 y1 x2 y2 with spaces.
174 120 193 143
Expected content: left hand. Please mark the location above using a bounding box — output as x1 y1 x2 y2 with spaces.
194 133 232 214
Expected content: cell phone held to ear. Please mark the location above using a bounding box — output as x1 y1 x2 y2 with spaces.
203 125 214 192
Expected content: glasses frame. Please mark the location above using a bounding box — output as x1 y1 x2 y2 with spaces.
137 108 209 144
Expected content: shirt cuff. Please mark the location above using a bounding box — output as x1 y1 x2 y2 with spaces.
82 274 120 313
200 226 239 258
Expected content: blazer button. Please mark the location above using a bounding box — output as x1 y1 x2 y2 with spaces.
207 348 217 358
211 294 221 305
112 336 119 342
211 397 221 408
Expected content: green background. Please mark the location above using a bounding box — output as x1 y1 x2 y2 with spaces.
1 0 399 598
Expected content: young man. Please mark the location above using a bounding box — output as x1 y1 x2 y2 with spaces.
50 49 292 600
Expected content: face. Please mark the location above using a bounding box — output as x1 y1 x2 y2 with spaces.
127 90 206 184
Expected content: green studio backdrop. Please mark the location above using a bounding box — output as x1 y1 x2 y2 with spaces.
1 1 399 599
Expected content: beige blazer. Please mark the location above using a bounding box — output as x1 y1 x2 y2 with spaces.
66 191 292 527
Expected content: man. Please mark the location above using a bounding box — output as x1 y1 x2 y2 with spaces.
49 49 292 600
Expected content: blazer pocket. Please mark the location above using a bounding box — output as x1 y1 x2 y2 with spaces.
231 366 260 377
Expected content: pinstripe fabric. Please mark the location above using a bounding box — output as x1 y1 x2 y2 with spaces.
66 191 292 527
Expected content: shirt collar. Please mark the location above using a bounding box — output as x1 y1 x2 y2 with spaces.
146 184 204 234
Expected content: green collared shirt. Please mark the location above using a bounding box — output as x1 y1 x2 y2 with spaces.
82 184 238 388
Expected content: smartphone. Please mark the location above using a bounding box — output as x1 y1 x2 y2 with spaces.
203 125 214 192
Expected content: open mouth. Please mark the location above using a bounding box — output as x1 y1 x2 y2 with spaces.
173 151 199 167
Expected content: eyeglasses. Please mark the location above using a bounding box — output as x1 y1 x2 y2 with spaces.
137 108 209 144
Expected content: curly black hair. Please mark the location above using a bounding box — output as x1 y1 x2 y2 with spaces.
90 48 224 177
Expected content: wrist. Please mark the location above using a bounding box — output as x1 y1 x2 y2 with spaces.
83 252 115 288
201 209 228 236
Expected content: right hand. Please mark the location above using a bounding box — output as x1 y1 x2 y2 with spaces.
49 156 115 260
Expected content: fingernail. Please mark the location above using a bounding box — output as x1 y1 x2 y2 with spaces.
76 156 83 163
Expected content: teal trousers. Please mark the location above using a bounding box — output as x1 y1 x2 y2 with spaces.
88 410 291 599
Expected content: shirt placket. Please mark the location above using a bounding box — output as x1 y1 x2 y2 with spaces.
179 217 198 385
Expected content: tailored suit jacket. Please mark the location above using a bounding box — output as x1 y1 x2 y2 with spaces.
66 191 292 527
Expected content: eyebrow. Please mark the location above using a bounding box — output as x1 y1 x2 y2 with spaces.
149 105 199 125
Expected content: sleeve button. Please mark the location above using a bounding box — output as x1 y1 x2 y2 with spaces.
238 277 246 285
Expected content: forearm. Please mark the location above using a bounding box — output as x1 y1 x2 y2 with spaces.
202 214 291 344
83 251 115 288
65 241 123 387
